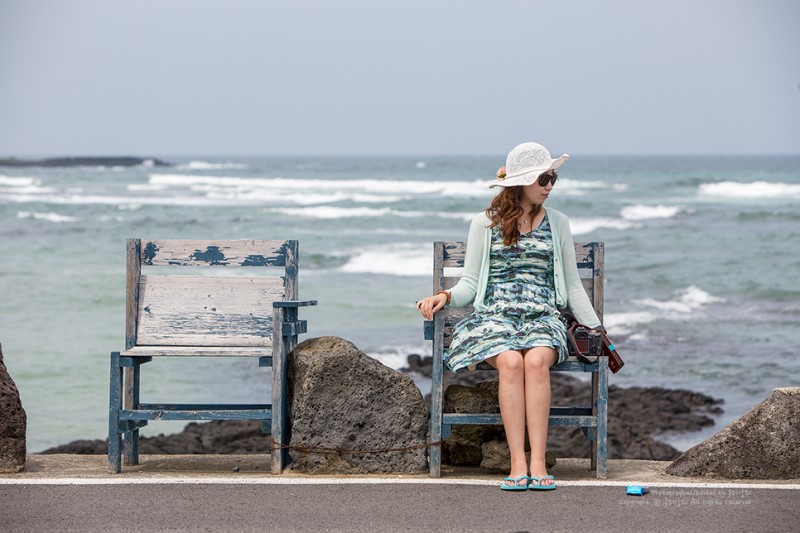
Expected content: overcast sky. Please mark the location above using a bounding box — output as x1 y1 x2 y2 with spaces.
1 0 798 156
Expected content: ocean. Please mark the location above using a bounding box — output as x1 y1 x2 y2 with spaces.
1 154 799 453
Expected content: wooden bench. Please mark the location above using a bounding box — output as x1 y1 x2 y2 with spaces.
108 239 316 474
424 241 608 478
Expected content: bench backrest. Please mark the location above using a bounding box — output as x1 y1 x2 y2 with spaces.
433 241 603 348
125 239 298 349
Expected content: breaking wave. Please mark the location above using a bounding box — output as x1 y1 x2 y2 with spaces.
620 205 681 221
699 181 800 199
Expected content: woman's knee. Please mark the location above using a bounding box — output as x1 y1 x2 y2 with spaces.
495 351 524 378
524 348 556 374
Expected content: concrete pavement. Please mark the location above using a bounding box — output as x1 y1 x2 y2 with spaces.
2 482 799 532
1 455 798 532
3 454 800 487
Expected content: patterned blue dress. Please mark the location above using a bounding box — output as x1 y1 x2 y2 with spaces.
444 214 568 372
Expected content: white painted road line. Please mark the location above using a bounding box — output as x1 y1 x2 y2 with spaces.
1 477 799 489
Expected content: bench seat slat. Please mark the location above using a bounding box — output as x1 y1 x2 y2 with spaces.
121 346 272 357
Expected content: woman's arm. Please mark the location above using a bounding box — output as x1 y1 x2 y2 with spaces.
416 212 487 319
560 217 602 328
448 212 487 308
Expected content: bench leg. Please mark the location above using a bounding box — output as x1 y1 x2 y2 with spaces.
271 362 286 475
108 352 123 474
123 362 141 466
429 412 443 477
591 370 598 473
596 357 609 479
271 306 291 474
429 320 445 478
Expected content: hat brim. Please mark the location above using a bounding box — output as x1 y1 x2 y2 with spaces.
489 154 569 188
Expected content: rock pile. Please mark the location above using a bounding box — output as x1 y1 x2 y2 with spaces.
42 420 269 455
666 387 800 479
43 346 724 471
0 343 26 473
287 336 428 474
44 338 430 475
403 353 723 469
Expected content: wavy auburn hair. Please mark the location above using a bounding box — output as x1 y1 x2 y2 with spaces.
486 170 556 246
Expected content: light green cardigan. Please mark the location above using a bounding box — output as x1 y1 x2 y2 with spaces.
448 207 602 328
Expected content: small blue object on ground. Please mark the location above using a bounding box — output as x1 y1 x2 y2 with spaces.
626 485 650 496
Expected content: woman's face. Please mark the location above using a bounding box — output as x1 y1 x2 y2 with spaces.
521 173 555 206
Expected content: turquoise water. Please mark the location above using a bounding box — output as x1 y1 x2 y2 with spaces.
1 155 799 452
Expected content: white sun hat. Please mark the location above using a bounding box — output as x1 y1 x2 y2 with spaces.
489 142 569 188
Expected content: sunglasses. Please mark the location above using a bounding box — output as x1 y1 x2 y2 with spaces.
537 171 558 187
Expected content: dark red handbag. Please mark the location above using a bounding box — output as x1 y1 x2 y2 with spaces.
563 314 624 373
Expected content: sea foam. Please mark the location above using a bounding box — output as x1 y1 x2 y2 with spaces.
143 174 627 204
179 161 249 170
0 192 235 207
605 286 723 336
268 206 394 219
0 176 37 187
148 174 490 197
265 206 474 221
569 217 637 235
620 205 680 221
602 311 658 336
0 175 55 195
340 243 431 277
699 181 800 199
633 285 724 313
17 211 78 223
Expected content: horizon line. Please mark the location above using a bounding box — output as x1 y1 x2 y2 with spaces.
3 152 800 159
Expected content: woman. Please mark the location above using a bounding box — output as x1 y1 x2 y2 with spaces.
416 142 602 491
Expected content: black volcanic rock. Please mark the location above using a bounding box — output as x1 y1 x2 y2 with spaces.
42 420 270 455
666 388 800 479
287 337 428 473
43 353 724 464
0 156 171 167
0 343 27 472
403 354 723 462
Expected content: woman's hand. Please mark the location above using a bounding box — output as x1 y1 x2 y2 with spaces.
416 293 448 320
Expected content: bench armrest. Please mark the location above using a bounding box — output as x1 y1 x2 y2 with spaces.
423 320 434 340
273 300 318 308
272 301 316 338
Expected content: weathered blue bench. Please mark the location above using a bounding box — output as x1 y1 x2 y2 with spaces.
108 239 316 473
424 241 608 478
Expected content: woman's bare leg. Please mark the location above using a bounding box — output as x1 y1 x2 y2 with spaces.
523 347 557 486
487 350 527 486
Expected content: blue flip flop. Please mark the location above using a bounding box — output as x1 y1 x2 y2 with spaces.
500 475 530 491
528 475 557 491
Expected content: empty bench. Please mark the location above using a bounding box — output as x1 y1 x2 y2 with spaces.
108 239 316 473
